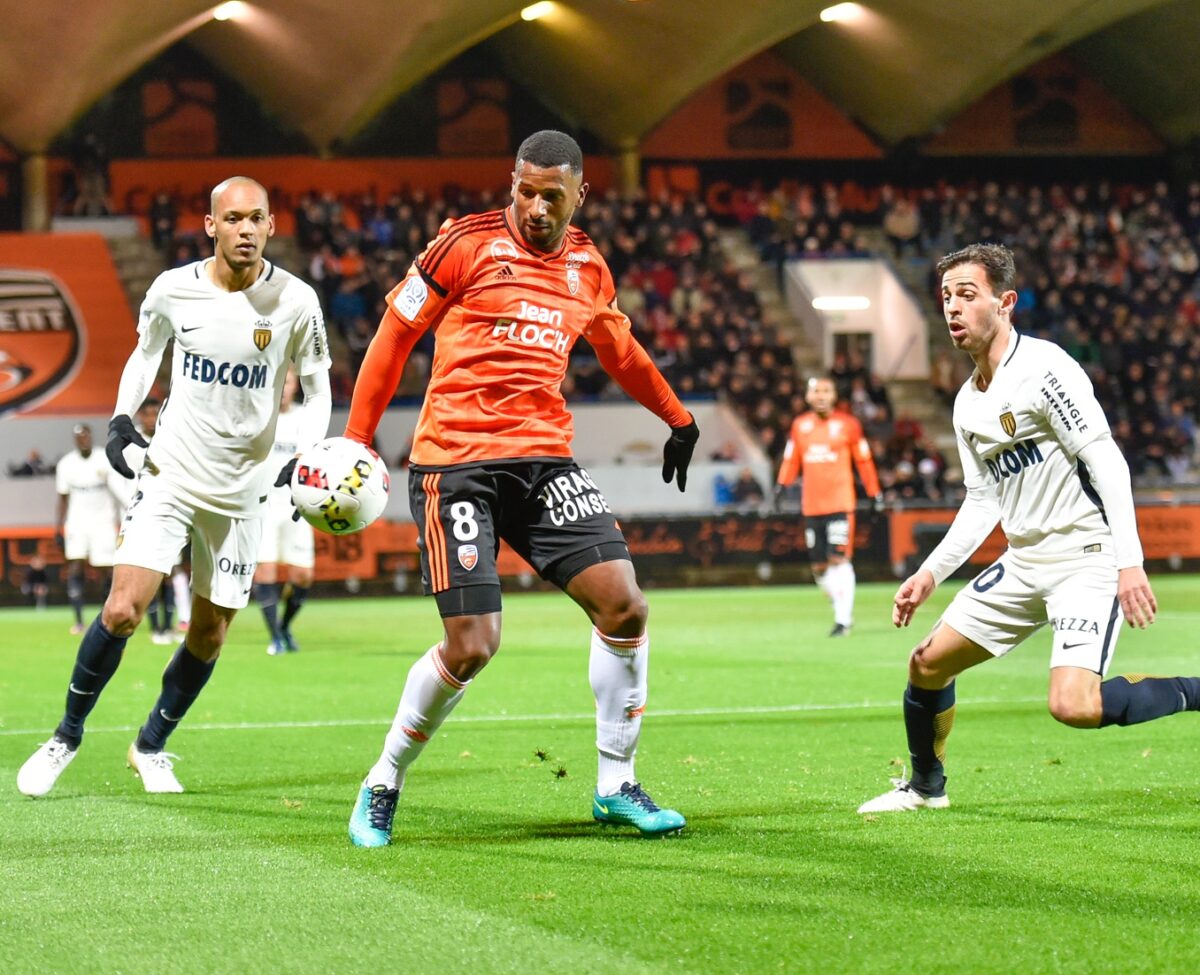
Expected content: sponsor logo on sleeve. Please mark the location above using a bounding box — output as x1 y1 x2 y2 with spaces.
0 268 85 416
395 275 429 321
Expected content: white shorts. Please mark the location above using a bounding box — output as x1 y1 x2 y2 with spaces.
940 548 1122 675
257 495 315 568
64 522 117 567
115 474 262 610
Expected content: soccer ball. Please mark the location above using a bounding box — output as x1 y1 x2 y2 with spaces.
290 437 390 536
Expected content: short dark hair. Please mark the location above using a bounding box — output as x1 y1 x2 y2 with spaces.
936 242 1016 294
516 130 583 177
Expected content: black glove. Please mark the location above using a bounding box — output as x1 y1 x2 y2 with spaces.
275 457 302 521
106 415 149 479
662 418 699 492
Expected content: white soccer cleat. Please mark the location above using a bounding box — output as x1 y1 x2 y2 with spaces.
127 743 184 793
17 737 78 797
857 778 950 814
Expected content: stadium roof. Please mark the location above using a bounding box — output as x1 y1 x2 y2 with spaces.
1 0 1197 155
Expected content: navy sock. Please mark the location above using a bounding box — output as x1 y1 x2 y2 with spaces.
136 644 216 752
1100 675 1200 727
147 593 163 633
903 681 956 797
256 583 281 641
57 617 128 747
281 585 309 631
67 573 84 626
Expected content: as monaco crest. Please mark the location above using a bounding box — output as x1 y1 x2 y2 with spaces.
253 327 272 351
999 411 1016 437
458 544 478 571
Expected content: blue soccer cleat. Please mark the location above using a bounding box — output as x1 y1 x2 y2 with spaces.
592 781 686 836
281 628 300 653
348 781 399 847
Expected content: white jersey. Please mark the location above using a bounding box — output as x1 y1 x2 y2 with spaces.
56 449 119 530
953 331 1112 559
135 259 330 516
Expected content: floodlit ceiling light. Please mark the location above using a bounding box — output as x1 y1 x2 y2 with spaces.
521 1 555 20
213 1 248 21
820 2 864 22
812 296 871 311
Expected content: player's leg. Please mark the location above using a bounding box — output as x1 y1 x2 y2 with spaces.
522 460 683 835
64 555 86 633
805 516 834 626
254 518 285 654
860 554 1041 813
16 562 164 797
172 563 191 630
350 465 500 846
126 507 260 792
824 513 856 636
278 516 315 651
1045 561 1200 730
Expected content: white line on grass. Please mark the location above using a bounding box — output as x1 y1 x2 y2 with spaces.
0 695 1047 737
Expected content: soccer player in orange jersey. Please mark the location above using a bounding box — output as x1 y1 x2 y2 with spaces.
775 375 883 636
343 131 699 845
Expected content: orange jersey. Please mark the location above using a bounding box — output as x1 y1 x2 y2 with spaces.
363 208 686 467
777 410 881 517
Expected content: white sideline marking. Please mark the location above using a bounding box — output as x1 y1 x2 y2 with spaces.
0 696 1046 738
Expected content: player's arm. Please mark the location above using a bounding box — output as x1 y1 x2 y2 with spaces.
1038 351 1154 628
1077 436 1155 628
108 289 172 478
893 424 999 627
275 371 333 516
585 298 697 490
774 421 801 510
849 419 884 509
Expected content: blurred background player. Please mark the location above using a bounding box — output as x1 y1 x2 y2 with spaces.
343 129 699 846
55 423 122 633
254 368 317 655
775 376 883 637
23 556 49 609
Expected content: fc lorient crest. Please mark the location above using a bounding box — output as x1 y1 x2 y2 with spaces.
0 268 85 416
458 544 478 571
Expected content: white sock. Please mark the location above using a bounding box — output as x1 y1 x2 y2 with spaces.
367 643 468 790
172 570 191 624
830 561 856 626
814 569 832 600
590 628 648 797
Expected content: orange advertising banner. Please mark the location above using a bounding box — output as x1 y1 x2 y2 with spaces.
0 233 135 416
889 504 1200 570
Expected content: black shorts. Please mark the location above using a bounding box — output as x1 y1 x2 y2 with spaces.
804 512 855 563
409 458 630 616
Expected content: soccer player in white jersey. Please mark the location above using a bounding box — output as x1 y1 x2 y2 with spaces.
55 423 122 633
18 177 332 798
859 242 1199 814
254 367 317 655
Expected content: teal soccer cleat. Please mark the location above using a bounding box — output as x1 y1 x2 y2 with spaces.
593 782 686 836
348 781 399 847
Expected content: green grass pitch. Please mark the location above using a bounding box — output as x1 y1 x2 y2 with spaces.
2 577 1199 974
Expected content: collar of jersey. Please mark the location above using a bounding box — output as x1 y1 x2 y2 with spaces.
972 328 1021 392
194 257 273 293
502 206 568 262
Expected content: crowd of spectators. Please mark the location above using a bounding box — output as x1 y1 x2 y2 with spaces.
134 172 1200 499
736 177 1200 487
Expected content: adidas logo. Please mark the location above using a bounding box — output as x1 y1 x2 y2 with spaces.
496 265 515 279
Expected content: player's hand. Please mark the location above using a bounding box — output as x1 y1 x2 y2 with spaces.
275 457 302 521
662 417 699 492
1117 566 1156 629
873 494 886 514
893 569 936 628
105 415 149 479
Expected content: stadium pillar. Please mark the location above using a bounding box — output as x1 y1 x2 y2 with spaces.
616 138 640 197
22 153 49 232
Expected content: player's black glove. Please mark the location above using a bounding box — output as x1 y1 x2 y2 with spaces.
275 457 302 521
662 417 699 492
106 414 149 479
